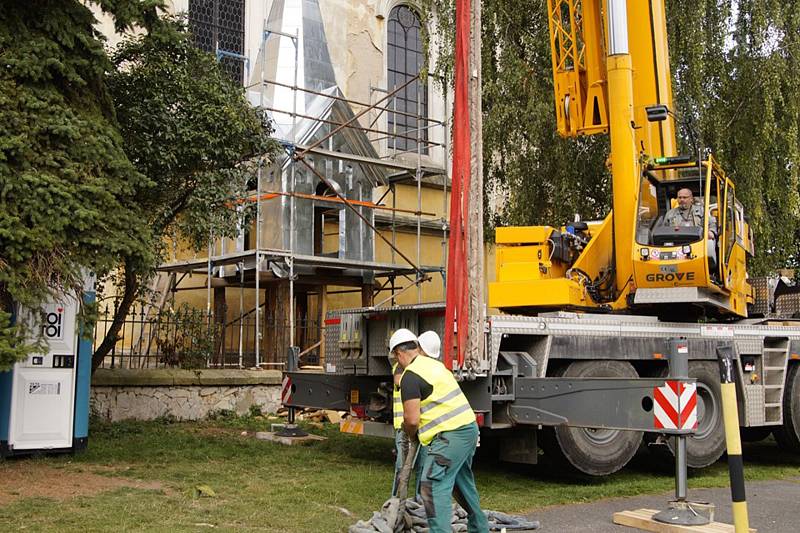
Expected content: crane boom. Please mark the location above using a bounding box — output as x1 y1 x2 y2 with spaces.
489 0 753 318
547 0 676 158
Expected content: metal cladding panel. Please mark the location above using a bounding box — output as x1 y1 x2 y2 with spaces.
258 0 337 136
257 165 286 250
776 292 800 318
736 337 763 355
367 316 391 375
324 319 343 374
749 277 774 316
299 0 337 101
418 311 445 339
253 0 379 269
632 287 731 311
291 166 314 256
743 385 765 426
367 316 389 356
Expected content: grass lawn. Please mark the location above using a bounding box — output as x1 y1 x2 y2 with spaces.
1 414 799 532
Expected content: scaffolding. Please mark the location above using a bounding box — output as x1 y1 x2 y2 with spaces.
137 10 451 370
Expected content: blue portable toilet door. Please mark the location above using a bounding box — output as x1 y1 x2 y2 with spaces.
8 298 79 451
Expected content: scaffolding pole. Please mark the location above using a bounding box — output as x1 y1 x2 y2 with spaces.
289 27 299 356
238 261 244 368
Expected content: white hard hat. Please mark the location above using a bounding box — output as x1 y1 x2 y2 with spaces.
418 330 441 359
389 328 418 352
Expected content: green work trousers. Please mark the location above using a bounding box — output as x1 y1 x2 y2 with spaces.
392 429 428 496
419 422 488 533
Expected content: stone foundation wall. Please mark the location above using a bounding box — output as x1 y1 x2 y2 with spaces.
90 369 282 422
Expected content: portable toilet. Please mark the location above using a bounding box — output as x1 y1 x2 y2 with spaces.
0 278 94 456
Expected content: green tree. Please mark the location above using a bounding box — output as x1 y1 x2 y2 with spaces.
92 18 278 371
479 1 610 232
426 0 800 271
667 0 800 274
0 1 159 370
423 0 610 236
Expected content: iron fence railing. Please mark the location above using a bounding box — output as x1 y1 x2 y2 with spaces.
94 301 320 370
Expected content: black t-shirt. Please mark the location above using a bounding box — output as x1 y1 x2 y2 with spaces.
400 368 434 402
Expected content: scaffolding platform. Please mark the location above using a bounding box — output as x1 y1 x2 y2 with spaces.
157 248 442 285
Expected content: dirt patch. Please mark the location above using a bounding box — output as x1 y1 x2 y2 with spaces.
0 462 164 506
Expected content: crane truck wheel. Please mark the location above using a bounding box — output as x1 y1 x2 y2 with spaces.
675 361 726 468
545 360 642 476
774 363 800 453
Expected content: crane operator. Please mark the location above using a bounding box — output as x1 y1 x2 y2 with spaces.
663 187 718 265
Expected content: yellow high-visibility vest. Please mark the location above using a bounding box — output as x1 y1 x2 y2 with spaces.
401 355 475 445
392 363 403 430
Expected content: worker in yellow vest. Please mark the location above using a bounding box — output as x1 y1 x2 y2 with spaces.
390 330 442 495
391 329 489 533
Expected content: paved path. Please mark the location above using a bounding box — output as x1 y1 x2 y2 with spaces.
525 478 800 532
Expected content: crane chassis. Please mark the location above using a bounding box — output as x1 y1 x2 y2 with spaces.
285 298 800 475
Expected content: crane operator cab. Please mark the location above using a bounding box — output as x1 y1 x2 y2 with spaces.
632 156 754 317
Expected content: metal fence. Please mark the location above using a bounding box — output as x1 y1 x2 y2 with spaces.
94 301 320 370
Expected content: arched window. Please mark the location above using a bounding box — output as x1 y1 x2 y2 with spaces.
387 5 428 154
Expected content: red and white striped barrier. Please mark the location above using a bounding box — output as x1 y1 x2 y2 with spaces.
654 380 697 431
281 375 292 405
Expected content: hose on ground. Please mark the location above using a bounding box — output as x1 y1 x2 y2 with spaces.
348 497 541 532
350 435 540 532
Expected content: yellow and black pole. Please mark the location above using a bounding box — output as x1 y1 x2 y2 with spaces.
716 343 750 533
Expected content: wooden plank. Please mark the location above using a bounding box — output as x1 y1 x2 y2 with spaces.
613 509 756 533
322 410 345 424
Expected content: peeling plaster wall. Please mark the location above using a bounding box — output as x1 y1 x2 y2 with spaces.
90 369 282 422
91 384 281 422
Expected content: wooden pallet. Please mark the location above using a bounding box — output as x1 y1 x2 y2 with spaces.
613 509 756 532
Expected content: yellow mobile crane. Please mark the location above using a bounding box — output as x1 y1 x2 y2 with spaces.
284 0 800 477
489 0 753 318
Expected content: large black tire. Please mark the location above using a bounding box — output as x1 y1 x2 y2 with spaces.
546 360 643 476
774 363 800 453
678 361 727 468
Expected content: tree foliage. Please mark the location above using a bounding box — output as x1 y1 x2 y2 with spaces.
667 0 800 273
0 3 276 371
92 18 278 370
426 0 800 272
479 1 610 231
0 1 158 370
